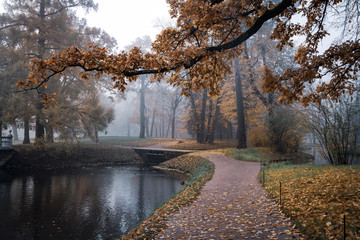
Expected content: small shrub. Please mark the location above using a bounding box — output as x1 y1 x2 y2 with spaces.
266 107 305 153
248 126 271 147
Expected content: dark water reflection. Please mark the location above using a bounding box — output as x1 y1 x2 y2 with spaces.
0 166 184 240
303 146 360 165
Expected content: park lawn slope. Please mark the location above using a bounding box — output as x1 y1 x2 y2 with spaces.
225 147 314 164
262 164 360 239
84 136 178 147
167 140 237 150
121 153 214 240
3 144 141 172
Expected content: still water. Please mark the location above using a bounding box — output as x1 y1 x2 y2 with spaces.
0 166 184 240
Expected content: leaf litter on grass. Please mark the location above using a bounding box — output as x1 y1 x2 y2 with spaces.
263 164 360 239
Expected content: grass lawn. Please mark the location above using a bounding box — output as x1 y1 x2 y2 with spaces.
167 139 237 150
87 136 238 150
5 143 141 171
225 147 314 164
83 136 178 147
261 164 360 239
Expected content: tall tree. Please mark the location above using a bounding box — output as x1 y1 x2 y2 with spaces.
234 59 247 149
1 0 97 141
163 86 183 139
124 36 152 139
1 0 118 144
186 89 210 143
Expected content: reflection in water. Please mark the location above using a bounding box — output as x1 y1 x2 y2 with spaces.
303 147 360 165
0 166 183 240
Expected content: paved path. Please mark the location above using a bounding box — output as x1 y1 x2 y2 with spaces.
158 154 302 239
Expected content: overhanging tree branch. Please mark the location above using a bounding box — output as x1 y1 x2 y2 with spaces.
206 0 293 52
128 0 293 75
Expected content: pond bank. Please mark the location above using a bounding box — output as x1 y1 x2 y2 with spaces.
1 144 142 174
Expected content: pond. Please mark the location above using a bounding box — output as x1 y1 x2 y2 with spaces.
303 146 360 165
0 166 185 240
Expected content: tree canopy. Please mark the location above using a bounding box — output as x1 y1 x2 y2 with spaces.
17 0 360 105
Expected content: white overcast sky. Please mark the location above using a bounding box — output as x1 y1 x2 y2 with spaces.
0 0 172 50
78 0 171 50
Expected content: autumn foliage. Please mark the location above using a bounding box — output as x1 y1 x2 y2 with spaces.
17 0 359 104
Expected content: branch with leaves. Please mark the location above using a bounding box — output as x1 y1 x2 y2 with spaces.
18 0 360 105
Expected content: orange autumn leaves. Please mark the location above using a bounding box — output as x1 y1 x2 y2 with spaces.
17 43 166 93
264 165 360 239
18 0 359 105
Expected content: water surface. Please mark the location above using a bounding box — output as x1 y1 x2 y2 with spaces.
0 166 184 240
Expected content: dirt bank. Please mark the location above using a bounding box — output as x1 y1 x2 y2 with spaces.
1 144 142 173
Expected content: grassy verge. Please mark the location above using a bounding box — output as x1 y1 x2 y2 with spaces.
84 137 238 150
225 147 313 164
261 164 360 239
167 139 237 150
4 144 141 172
225 148 264 162
82 136 177 147
120 153 214 240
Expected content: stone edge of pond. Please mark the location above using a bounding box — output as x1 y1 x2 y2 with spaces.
120 153 215 240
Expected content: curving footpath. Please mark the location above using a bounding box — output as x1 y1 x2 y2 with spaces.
158 153 303 240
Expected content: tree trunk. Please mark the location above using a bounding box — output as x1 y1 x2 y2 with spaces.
171 108 176 138
205 98 214 143
139 87 145 138
234 59 247 149
170 93 182 139
150 109 156 137
218 120 223 140
165 119 170 138
45 124 54 143
35 0 46 141
189 92 199 141
197 89 208 143
227 121 233 139
162 117 165 138
23 119 30 144
95 126 98 143
12 124 19 141
208 97 221 144
35 104 45 141
145 107 149 137
127 120 130 137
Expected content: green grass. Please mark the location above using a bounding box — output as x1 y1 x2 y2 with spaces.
5 143 141 171
82 136 178 147
225 148 264 162
226 147 314 164
168 139 237 150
